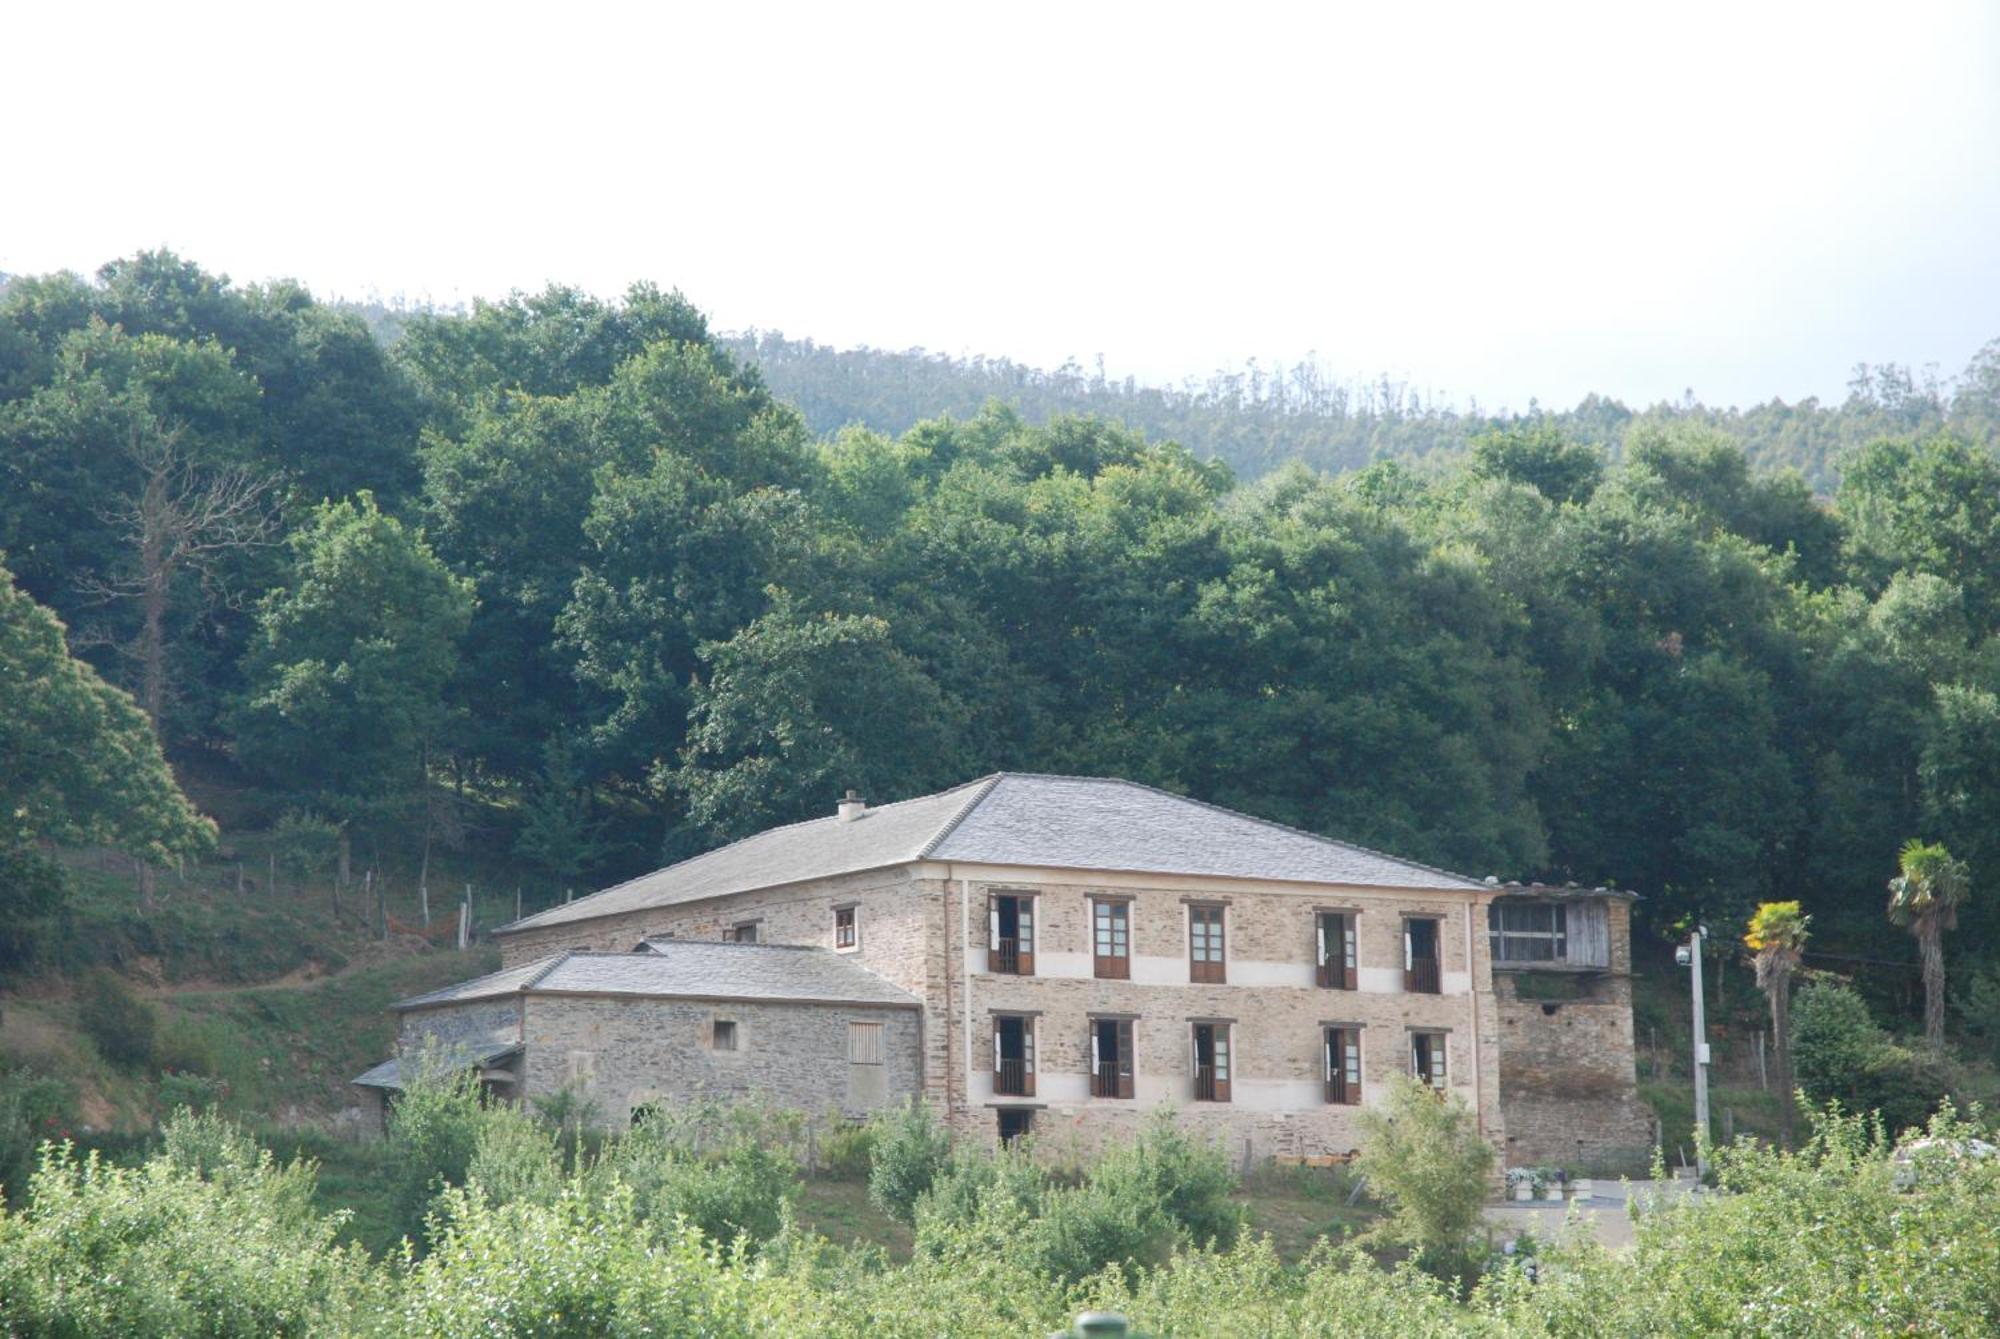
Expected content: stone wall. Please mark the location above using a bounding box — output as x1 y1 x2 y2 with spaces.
519 993 923 1126
940 875 1506 1157
398 999 521 1051
1491 902 1654 1172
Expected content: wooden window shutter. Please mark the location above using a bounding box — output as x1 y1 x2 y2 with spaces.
1342 915 1357 990
1118 1020 1135 1099
1213 1026 1231 1103
1016 899 1035 976
1022 1017 1036 1097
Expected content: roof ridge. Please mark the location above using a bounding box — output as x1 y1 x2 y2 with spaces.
624 941 826 953
523 951 573 987
946 772 1486 889
916 773 1005 859
498 775 998 933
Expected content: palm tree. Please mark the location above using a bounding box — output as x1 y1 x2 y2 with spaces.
1888 839 1970 1048
1745 901 1809 1144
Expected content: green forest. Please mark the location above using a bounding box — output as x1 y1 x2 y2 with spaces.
10 253 2000 1015
10 252 2000 1331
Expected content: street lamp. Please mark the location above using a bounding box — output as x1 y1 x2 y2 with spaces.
1678 926 1712 1181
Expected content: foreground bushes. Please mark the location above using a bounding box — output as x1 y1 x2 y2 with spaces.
2 1102 1998 1336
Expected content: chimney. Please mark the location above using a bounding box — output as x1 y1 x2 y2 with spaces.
836 789 866 823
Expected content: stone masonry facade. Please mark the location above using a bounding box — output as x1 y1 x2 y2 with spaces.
519 995 922 1125
484 856 1646 1168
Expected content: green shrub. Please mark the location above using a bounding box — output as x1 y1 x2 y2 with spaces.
395 1182 756 1338
819 1118 875 1180
867 1099 954 1224
604 1110 799 1248
465 1100 564 1208
1091 1110 1241 1250
0 1136 376 1335
1793 982 1954 1135
77 969 156 1069
156 1013 225 1076
384 1044 489 1245
157 1070 229 1117
0 1071 76 1203
1792 981 1883 1100
1355 1075 1496 1281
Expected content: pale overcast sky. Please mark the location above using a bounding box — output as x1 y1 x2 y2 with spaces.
5 1 1997 410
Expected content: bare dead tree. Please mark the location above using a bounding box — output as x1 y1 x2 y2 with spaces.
84 418 281 730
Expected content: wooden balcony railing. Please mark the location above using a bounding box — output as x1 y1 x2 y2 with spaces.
1405 957 1441 994
1091 1062 1132 1099
989 937 1028 975
1193 1064 1226 1102
993 1058 1032 1097
1325 1074 1354 1105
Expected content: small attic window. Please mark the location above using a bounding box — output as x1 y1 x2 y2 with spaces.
713 1019 739 1051
834 905 858 950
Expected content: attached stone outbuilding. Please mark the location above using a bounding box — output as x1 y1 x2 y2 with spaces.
354 940 923 1127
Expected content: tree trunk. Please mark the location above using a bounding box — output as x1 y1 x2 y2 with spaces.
1770 974 1794 1145
1920 921 1946 1048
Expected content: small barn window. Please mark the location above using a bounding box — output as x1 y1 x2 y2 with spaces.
835 905 858 949
1488 902 1568 963
848 1021 885 1064
713 1019 739 1051
727 921 760 944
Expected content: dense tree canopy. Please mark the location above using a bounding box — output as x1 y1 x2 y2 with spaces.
8 253 2000 1042
0 560 212 963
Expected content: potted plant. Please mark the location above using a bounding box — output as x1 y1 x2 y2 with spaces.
1507 1167 1536 1202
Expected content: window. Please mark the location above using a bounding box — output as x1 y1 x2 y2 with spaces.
834 905 858 950
1411 1031 1448 1091
630 1102 661 1128
1317 912 1357 989
1189 905 1226 983
1090 1018 1135 1099
992 1014 1035 1096
1403 917 1441 994
848 1021 885 1064
1324 1027 1361 1105
1488 901 1569 963
997 1108 1034 1144
1191 1022 1231 1102
713 1019 738 1051
726 921 759 944
987 893 1035 975
1093 899 1130 979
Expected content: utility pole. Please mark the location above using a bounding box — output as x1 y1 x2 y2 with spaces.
1685 925 1712 1181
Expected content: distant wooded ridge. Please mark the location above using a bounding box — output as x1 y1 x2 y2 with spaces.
315 293 2000 490
712 331 2000 492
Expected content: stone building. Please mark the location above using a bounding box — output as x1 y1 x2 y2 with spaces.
357 773 1653 1169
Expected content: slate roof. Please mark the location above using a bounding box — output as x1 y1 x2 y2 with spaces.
1493 881 1639 901
391 942 919 1013
498 773 1487 934
352 1039 521 1091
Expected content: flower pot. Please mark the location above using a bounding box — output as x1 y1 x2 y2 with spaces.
1513 1184 1535 1202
